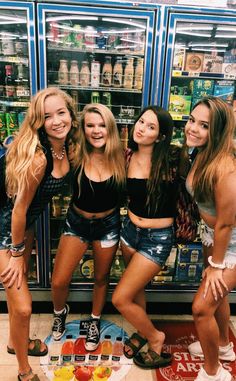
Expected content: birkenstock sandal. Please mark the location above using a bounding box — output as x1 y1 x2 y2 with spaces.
18 367 40 380
123 332 147 359
133 349 172 369
8 338 48 357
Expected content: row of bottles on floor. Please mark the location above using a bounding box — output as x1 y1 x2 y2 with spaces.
49 335 123 365
58 56 143 90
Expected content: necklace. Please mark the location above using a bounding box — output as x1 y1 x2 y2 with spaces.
50 145 66 160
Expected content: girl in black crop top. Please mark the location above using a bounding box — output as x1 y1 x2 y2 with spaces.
0 87 78 381
51 103 126 349
112 106 186 369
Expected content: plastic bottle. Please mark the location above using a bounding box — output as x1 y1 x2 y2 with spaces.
58 59 68 85
101 334 112 361
48 340 61 366
101 56 112 87
91 59 100 88
134 58 144 90
113 57 123 88
73 337 86 363
80 61 90 87
123 57 134 89
69 60 79 86
61 334 74 364
112 336 123 362
5 65 15 97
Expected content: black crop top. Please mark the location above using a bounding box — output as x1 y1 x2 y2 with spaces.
127 178 179 218
71 169 120 213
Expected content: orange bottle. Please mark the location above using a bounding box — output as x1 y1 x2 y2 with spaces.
101 335 112 361
61 334 74 364
112 336 123 361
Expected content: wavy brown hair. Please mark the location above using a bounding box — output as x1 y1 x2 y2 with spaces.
6 87 79 197
191 97 236 202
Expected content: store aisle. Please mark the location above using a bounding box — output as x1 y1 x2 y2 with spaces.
1 313 236 381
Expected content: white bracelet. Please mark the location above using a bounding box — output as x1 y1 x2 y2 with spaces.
208 256 226 269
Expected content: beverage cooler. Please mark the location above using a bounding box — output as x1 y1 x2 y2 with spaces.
161 7 236 146
37 2 158 294
0 1 44 290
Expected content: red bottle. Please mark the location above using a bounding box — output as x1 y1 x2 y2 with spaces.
61 334 74 364
73 337 86 363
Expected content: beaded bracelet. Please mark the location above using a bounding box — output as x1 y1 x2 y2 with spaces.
208 256 226 270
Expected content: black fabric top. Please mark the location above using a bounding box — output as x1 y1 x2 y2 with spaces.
71 169 120 213
127 177 179 218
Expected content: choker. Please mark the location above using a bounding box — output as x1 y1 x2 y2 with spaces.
50 145 66 160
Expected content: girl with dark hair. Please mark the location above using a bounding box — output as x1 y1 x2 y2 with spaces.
186 97 236 381
112 105 186 369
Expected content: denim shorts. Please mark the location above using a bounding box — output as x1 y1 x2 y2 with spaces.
202 223 236 267
120 215 174 266
63 206 120 248
0 203 12 250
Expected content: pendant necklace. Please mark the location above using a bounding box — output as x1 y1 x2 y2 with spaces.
50 145 66 160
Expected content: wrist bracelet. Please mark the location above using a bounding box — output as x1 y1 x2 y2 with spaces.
10 242 25 253
208 256 226 269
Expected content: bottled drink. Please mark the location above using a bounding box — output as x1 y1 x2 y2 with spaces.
73 337 86 363
2 35 14 55
48 340 61 365
91 92 100 103
80 61 90 87
0 65 4 97
91 60 100 88
0 112 6 141
134 58 144 90
102 92 111 109
74 25 83 49
58 60 68 85
101 335 112 361
16 64 25 97
96 27 106 50
112 336 123 361
101 56 112 87
69 60 79 86
84 26 96 49
6 112 18 135
113 57 123 88
61 334 74 364
123 58 134 89
5 65 15 97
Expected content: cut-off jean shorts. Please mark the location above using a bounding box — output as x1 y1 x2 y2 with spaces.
120 215 174 266
63 206 120 248
202 223 236 267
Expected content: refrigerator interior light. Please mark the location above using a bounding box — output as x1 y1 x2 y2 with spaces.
46 15 98 22
216 26 236 31
193 47 226 52
177 31 212 37
188 42 228 47
215 33 236 38
102 17 146 30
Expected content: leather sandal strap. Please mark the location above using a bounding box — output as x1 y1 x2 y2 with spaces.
18 368 33 379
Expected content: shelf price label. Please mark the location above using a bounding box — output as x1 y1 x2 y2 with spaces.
172 70 182 77
224 74 236 80
188 72 200 77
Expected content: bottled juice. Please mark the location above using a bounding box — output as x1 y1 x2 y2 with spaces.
101 56 112 87
134 58 144 90
48 340 61 366
61 334 74 364
101 335 112 361
88 342 102 363
113 57 123 88
112 336 123 362
58 60 68 85
73 337 86 363
80 61 90 87
70 60 79 86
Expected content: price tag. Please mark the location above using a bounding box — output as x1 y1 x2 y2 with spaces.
224 74 236 80
172 70 182 77
188 72 200 77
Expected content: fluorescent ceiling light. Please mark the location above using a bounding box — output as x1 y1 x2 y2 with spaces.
46 15 98 22
188 42 228 47
102 17 146 30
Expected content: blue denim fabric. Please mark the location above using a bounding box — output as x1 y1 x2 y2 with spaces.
120 215 174 266
63 206 120 247
0 202 12 250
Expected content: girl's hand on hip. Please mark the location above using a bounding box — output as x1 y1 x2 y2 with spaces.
203 266 228 301
1 256 25 289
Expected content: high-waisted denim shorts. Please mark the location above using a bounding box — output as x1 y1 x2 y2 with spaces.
120 215 174 266
63 206 120 248
0 203 12 250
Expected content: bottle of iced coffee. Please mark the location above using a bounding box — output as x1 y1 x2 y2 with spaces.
101 56 112 87
58 59 68 85
113 57 123 88
69 60 79 86
123 57 134 89
80 61 90 87
134 58 144 90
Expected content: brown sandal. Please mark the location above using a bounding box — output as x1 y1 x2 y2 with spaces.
124 332 147 359
18 368 40 381
8 338 48 357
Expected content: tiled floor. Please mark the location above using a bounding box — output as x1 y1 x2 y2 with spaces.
1 312 236 381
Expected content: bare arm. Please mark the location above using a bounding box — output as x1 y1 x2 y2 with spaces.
1 152 46 288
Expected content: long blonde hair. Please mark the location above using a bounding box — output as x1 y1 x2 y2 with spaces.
72 103 126 190
6 87 79 197
192 97 236 202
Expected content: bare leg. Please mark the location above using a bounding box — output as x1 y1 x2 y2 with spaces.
52 234 88 310
91 241 117 316
192 266 236 376
112 252 165 354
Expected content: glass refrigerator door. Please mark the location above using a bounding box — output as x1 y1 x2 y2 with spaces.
38 3 155 287
0 2 37 141
0 2 42 288
162 10 236 145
